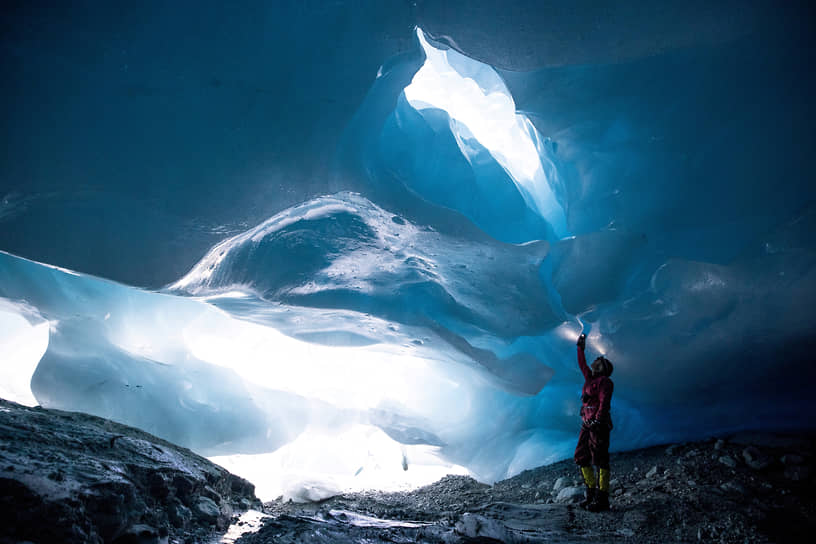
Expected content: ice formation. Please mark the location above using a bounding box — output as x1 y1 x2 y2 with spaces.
1 11 815 502
402 29 567 239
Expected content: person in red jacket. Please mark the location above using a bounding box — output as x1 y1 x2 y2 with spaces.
574 333 614 512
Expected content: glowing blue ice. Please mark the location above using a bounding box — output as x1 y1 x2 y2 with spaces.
404 29 567 238
1 20 814 503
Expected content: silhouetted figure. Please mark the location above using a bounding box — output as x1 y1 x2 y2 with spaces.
574 333 614 512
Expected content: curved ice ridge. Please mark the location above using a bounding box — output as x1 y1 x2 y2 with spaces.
1 201 814 500
171 192 556 341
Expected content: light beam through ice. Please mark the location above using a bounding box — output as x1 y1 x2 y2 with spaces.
404 28 567 237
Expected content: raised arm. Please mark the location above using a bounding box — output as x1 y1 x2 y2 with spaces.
577 334 591 380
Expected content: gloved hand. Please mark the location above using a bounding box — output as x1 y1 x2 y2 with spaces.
577 333 586 350
587 419 608 430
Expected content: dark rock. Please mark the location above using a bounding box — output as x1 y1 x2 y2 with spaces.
718 455 737 468
202 484 222 503
217 501 235 530
781 454 804 466
111 523 159 544
554 486 585 503
665 444 681 455
742 446 772 470
720 481 746 494
195 496 221 522
146 471 170 499
169 499 192 528
7 398 814 544
784 465 811 481
0 398 258 544
172 474 197 499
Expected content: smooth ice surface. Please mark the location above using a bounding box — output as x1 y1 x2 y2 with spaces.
404 29 567 238
0 240 557 499
1 7 815 500
0 299 48 407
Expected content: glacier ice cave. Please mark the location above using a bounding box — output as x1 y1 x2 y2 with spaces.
1 1 815 502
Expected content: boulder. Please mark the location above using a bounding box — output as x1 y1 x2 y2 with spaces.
720 482 746 494
455 513 510 541
168 500 192 528
195 496 221 523
718 455 737 468
742 447 771 470
0 399 259 544
555 486 586 503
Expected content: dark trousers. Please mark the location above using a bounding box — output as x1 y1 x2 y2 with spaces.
574 423 610 469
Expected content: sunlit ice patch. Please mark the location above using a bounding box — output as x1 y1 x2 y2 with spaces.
404 28 567 237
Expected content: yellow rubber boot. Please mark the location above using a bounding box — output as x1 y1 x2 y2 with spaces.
588 468 611 512
599 468 610 492
579 466 597 509
581 466 596 488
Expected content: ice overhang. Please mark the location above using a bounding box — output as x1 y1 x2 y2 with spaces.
404 28 567 238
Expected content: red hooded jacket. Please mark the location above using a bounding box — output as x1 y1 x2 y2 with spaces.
578 346 613 423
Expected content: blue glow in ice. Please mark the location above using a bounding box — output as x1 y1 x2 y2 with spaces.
404 29 567 239
1 15 814 502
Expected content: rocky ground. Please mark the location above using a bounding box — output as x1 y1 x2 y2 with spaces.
239 432 816 543
1 395 814 543
0 398 262 544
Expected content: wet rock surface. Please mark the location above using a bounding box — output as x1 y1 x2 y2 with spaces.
241 433 816 543
0 399 261 544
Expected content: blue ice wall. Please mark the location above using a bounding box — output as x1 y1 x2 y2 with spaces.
3 1 804 286
1 1 815 495
332 26 816 435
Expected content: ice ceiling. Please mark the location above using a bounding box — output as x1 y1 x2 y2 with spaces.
404 29 567 237
1 1 815 502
